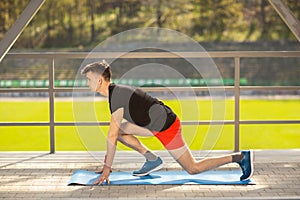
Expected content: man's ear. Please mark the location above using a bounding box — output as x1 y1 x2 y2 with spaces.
98 77 102 84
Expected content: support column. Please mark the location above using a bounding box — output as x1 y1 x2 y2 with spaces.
234 57 241 152
49 59 55 154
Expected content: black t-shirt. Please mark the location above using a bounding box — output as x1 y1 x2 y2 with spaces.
108 83 176 132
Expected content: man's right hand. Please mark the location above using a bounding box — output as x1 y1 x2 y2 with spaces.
95 167 112 174
95 168 104 174
94 165 111 185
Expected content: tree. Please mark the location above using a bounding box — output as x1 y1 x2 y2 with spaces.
0 0 298 49
87 0 96 43
0 0 29 39
192 0 244 41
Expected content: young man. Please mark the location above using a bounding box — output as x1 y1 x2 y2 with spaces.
81 61 254 185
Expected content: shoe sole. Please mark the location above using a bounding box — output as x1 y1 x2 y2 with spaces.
133 162 164 177
242 149 254 181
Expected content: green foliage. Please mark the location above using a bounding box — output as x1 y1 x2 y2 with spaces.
0 0 299 49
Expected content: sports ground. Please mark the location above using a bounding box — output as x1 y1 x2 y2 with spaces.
1 98 299 151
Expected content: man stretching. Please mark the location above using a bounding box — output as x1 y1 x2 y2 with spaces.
80 61 254 185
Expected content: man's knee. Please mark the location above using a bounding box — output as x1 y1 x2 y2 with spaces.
185 166 198 175
117 122 129 135
119 122 130 134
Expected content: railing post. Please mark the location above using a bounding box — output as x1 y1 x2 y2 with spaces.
234 57 241 152
49 58 55 153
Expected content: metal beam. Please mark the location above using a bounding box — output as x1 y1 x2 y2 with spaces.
1 120 300 127
4 51 300 59
48 58 55 154
269 0 300 42
234 57 241 152
0 0 46 62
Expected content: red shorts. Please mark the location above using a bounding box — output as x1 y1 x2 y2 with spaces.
152 117 185 150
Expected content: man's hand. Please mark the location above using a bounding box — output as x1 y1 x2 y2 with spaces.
95 167 112 174
93 165 111 185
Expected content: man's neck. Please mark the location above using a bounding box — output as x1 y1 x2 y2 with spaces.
100 81 110 97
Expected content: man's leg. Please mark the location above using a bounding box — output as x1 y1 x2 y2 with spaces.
168 145 233 174
117 121 154 154
117 134 148 154
117 122 164 176
168 145 253 181
153 117 253 180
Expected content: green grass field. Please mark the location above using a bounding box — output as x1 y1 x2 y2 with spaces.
0 99 299 151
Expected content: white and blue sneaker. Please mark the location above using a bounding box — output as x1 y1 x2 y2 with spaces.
238 150 254 181
133 157 164 177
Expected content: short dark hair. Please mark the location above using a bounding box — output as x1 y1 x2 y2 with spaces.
81 60 112 81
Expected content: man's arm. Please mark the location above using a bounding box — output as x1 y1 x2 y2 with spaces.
105 107 124 167
94 108 124 185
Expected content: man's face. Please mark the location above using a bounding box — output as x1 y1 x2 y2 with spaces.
86 71 100 92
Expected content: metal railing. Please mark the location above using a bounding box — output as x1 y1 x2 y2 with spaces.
1 51 300 153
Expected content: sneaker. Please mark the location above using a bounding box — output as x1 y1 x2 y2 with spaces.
133 157 164 177
238 150 254 181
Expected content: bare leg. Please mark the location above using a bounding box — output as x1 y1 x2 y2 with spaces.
117 121 154 154
116 121 234 175
168 145 232 174
118 134 148 154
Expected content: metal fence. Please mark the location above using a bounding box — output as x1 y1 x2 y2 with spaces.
0 51 300 153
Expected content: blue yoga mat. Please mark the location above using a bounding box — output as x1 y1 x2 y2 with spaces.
68 170 254 185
